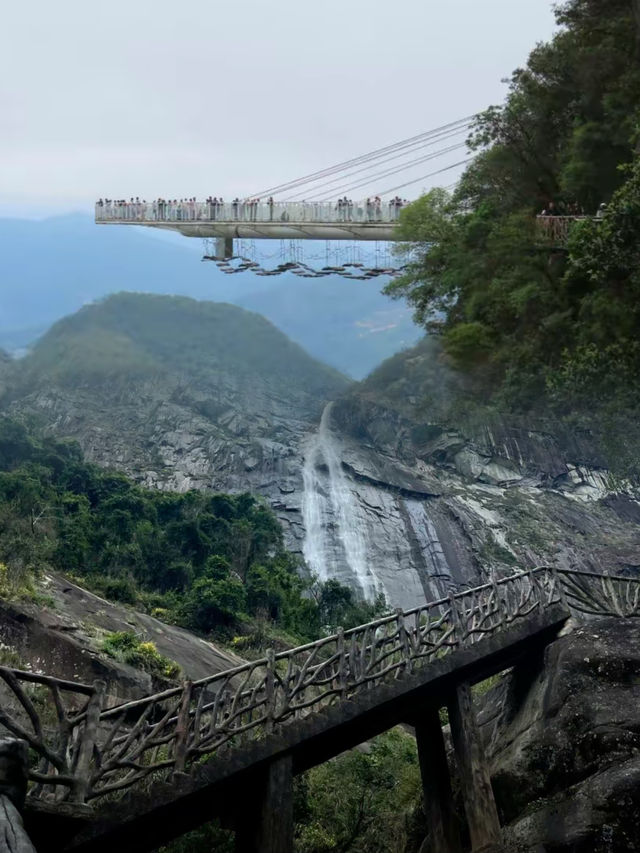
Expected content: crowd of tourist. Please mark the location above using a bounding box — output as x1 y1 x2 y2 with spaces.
539 199 607 218
336 196 407 222
95 196 410 223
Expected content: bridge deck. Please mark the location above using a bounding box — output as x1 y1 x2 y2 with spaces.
32 604 569 853
95 199 401 241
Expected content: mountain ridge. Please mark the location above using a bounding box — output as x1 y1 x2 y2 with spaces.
0 213 421 378
5 294 639 611
12 292 349 397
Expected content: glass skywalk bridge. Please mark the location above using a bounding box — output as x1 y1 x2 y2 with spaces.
95 199 402 256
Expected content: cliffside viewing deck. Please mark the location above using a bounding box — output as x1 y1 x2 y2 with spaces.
1 568 638 853
95 199 401 243
535 214 601 244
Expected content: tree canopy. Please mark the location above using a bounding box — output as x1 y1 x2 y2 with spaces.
385 0 640 470
0 416 383 644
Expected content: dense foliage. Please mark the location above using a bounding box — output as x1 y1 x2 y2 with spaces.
295 729 421 853
386 0 640 469
0 416 383 644
161 729 422 853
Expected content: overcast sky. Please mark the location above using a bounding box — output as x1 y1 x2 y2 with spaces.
1 0 559 217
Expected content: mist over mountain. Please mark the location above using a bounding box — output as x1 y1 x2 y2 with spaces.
0 213 420 377
13 292 348 399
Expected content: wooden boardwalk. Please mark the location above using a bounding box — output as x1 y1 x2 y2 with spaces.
2 568 638 852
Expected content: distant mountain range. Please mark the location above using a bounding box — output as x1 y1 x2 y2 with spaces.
0 213 421 378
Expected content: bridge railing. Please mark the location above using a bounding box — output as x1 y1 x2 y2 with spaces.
10 567 640 805
557 568 640 617
0 668 102 805
95 199 404 226
536 215 598 244
32 567 561 801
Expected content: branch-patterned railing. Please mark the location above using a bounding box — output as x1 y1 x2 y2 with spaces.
536 214 601 244
0 669 102 803
557 568 640 617
7 567 639 806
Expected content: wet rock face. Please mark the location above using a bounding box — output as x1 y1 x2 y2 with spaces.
329 396 640 597
479 618 640 852
7 369 640 609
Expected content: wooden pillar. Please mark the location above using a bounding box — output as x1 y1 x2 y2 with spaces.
235 755 293 853
448 683 501 851
0 738 37 853
415 708 462 853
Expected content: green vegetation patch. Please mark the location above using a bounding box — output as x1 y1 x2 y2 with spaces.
0 416 384 650
384 0 640 476
101 631 181 680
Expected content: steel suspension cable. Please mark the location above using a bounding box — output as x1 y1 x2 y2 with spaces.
283 125 471 201
375 157 474 196
313 142 468 200
246 116 474 199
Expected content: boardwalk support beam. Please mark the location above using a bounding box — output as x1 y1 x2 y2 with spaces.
415 708 462 853
235 754 293 853
448 682 501 851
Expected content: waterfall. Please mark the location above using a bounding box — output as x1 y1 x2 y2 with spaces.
301 402 380 600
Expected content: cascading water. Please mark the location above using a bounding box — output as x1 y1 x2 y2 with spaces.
301 402 381 600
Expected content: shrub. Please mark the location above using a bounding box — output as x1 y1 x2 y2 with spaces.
101 631 181 680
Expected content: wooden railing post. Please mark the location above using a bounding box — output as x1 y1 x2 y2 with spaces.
552 566 569 610
173 680 193 776
527 568 541 610
0 738 38 852
336 628 348 700
492 577 505 625
448 592 463 647
395 608 412 674
265 649 276 734
71 679 105 803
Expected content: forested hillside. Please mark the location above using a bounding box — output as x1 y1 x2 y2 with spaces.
387 0 640 472
0 417 380 648
8 292 348 398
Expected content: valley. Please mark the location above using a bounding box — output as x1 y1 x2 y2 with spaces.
2 293 638 615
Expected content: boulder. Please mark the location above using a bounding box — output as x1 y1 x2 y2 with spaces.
478 618 640 852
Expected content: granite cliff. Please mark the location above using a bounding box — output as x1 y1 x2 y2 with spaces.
3 296 639 610
481 617 640 853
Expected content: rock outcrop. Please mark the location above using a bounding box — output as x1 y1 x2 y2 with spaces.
326 393 640 606
0 573 243 706
478 617 640 852
3 298 639 610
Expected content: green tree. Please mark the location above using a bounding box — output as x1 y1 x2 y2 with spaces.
384 0 640 457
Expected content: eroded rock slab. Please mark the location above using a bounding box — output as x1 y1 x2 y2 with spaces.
478 618 640 852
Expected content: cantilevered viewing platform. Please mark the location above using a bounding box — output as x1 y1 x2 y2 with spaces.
94 117 475 257
95 199 403 256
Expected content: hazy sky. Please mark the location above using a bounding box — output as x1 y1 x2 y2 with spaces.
1 0 559 216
